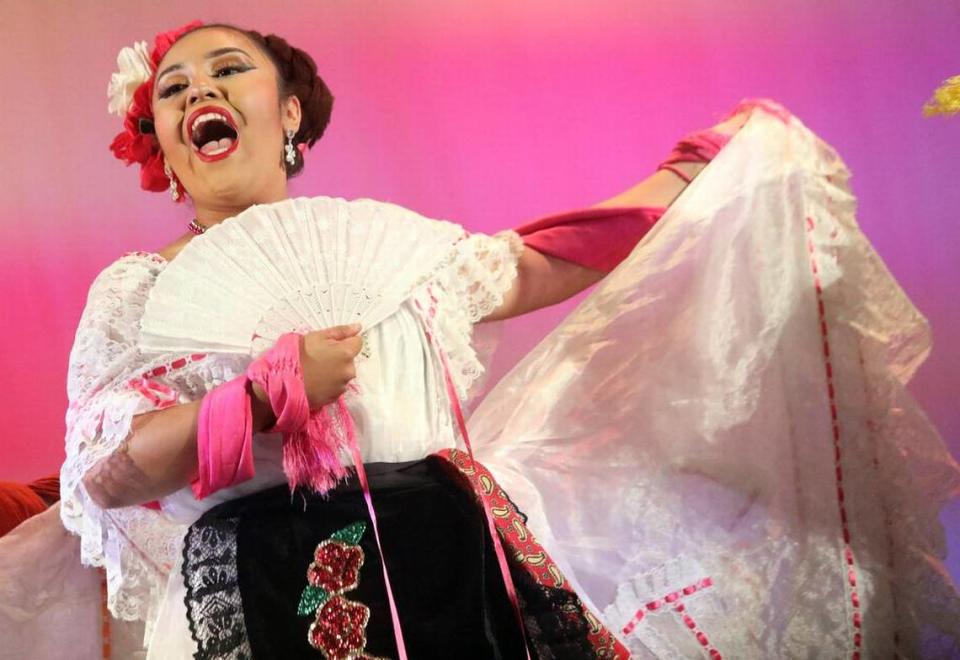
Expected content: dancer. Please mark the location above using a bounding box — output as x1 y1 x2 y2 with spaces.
0 18 956 660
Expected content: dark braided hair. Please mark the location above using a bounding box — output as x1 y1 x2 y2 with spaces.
180 23 334 177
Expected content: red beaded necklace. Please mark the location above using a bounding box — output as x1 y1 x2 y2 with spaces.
187 218 208 235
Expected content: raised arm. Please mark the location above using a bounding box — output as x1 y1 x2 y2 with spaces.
483 109 752 322
482 246 605 321
481 168 690 322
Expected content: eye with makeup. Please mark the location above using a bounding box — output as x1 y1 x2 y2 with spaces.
212 60 253 78
157 79 187 99
157 60 254 99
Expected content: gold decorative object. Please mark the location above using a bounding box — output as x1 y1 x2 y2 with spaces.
923 75 960 117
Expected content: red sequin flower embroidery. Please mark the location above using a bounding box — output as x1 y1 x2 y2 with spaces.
298 522 386 659
309 595 371 658
308 539 364 594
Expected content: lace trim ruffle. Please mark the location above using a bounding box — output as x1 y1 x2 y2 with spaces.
60 254 250 629
803 170 960 656
603 557 723 659
427 230 523 401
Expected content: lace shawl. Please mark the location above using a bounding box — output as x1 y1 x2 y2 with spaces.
59 227 522 630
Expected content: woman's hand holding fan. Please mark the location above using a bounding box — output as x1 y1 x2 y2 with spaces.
250 324 363 422
300 324 363 408
137 196 466 493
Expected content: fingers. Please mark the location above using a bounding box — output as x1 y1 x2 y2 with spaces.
317 323 362 341
340 335 363 357
711 112 749 137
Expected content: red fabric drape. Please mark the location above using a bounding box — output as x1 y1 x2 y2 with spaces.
515 127 731 272
0 474 60 537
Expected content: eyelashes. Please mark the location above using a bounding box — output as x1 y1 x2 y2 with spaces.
157 83 186 99
214 64 252 79
157 63 254 99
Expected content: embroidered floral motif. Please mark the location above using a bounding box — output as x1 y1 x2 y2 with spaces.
309 595 373 659
307 540 364 593
298 522 386 659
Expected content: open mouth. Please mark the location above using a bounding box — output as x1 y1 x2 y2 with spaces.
187 107 239 161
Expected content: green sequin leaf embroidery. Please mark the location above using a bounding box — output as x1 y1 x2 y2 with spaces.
298 584 330 617
331 521 367 546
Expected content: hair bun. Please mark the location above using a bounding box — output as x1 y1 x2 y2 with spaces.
246 29 335 176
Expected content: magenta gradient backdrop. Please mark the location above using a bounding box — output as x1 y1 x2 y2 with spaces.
2 1 958 578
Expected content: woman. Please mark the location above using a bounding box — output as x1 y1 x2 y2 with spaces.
52 19 745 659
5 18 958 660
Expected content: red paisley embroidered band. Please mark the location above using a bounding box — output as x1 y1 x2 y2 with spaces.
435 448 630 659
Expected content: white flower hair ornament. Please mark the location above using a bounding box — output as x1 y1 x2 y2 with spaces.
107 41 153 117
106 21 203 195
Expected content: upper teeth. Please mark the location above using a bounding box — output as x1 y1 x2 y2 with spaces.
191 112 230 135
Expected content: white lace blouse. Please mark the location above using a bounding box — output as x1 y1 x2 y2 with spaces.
59 223 523 630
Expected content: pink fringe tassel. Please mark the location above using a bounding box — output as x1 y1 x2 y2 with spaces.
281 397 355 494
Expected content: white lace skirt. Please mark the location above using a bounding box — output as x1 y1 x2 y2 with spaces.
471 111 960 658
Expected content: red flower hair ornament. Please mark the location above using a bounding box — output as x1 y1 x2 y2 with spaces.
107 20 203 199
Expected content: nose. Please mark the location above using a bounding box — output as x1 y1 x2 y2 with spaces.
187 82 222 106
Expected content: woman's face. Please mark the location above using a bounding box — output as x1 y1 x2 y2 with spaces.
152 27 301 209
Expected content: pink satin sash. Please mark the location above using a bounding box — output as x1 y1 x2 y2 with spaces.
515 129 733 273
193 375 255 499
516 205 665 273
192 333 333 499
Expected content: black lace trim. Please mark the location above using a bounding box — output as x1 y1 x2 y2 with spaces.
499 483 529 525
182 516 253 660
512 565 596 659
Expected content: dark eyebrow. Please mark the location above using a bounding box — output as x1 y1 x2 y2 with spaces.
205 47 252 60
156 48 253 81
156 62 184 81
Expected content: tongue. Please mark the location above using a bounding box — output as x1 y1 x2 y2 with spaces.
200 137 234 155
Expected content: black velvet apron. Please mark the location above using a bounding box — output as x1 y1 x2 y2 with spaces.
181 453 623 659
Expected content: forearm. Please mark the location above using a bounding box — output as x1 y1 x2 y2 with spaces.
483 246 605 321
82 387 276 509
488 168 694 321
590 165 704 210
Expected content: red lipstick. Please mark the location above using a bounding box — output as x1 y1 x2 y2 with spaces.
186 105 240 163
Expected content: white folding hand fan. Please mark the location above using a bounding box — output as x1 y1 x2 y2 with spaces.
138 196 465 357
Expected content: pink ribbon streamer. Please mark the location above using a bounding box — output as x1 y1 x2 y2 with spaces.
413 294 532 658
435 342 532 659
341 403 410 659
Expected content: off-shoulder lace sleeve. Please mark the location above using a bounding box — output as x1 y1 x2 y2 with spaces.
426 230 523 400
59 255 186 627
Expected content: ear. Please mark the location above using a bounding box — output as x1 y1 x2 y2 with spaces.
282 94 302 135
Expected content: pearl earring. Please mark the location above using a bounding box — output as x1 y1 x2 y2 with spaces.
285 129 297 166
163 159 180 202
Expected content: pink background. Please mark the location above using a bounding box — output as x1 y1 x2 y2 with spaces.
2 1 957 577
